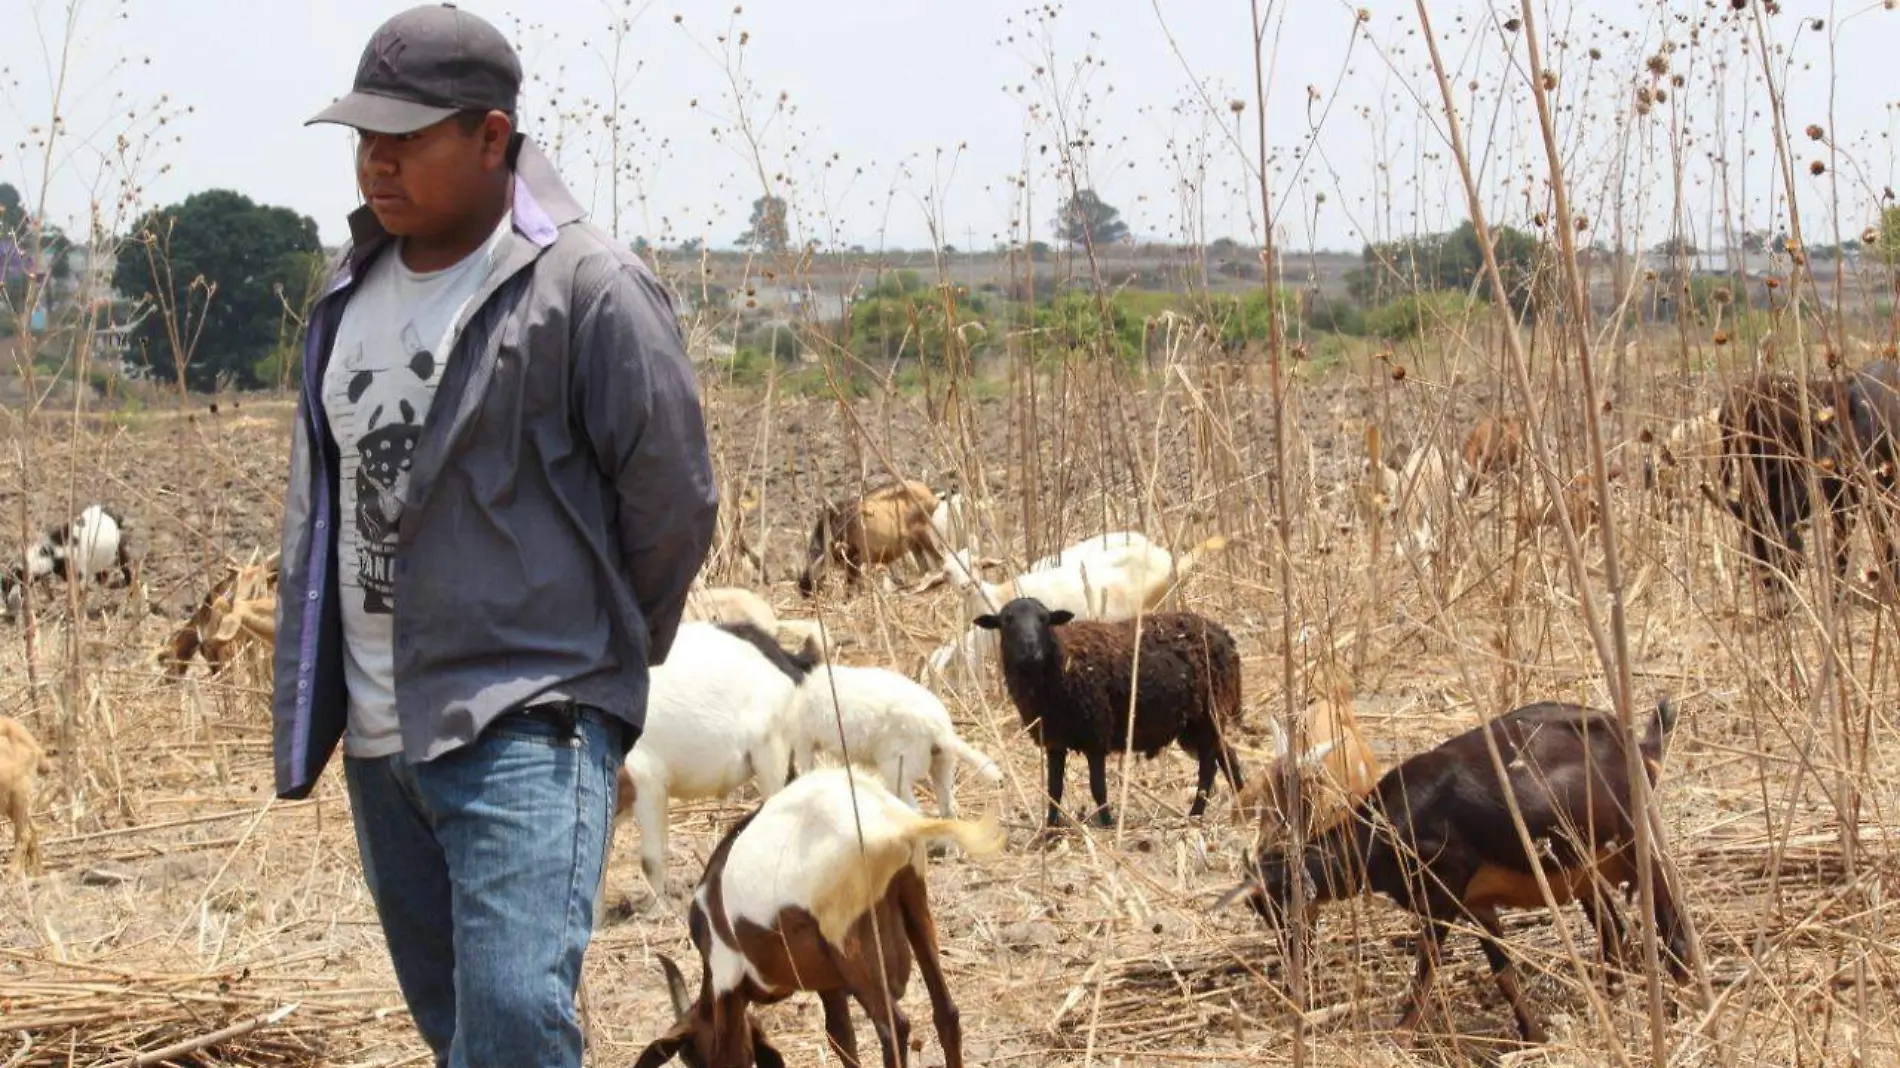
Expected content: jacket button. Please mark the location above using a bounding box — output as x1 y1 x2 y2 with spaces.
307 591 318 601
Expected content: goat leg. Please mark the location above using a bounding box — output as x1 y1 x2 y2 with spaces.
1471 906 1548 1044
1188 746 1220 818
895 868 966 1068
818 937 911 1068
1042 747 1069 830
1580 882 1629 991
1085 751 1114 828
819 990 862 1068
1393 919 1448 1041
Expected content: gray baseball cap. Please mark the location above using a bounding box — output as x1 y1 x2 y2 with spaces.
306 4 521 135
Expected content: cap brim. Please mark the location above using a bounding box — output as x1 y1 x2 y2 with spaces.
305 92 458 134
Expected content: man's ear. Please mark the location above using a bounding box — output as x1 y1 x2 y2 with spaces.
480 110 515 170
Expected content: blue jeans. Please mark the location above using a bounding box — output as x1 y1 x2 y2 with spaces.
343 707 623 1068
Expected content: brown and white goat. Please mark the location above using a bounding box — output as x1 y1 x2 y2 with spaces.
1222 697 1689 1044
1232 660 1381 842
0 715 49 874
798 479 941 597
633 767 1003 1068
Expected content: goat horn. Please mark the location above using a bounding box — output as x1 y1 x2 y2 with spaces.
656 954 692 1017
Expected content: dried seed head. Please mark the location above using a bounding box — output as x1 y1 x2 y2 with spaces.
1826 349 1841 368
1647 54 1670 77
1639 427 1656 444
1712 287 1733 305
1391 365 1407 382
1541 70 1558 91
1504 17 1522 31
1806 123 1826 141
1810 160 1827 176
1714 331 1729 346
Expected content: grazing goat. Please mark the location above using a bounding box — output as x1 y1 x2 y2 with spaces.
1221 698 1690 1044
974 597 1245 829
0 715 48 874
1383 444 1472 558
161 555 280 678
632 767 1003 1068
1461 415 1524 485
793 662 1002 817
3 503 136 619
612 622 806 898
798 479 941 597
1643 406 1723 514
1717 371 1861 598
684 581 778 635
1232 660 1380 842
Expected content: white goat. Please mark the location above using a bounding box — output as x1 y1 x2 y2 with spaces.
682 581 777 634
925 534 1226 688
613 621 802 899
793 662 1001 817
3 503 136 618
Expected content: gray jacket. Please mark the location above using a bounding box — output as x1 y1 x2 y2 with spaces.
271 136 718 800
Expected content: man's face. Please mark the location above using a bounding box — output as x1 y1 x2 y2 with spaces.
355 112 508 237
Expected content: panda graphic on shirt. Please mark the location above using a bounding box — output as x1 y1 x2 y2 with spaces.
340 323 437 614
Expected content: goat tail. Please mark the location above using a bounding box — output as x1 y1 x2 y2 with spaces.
1645 696 1681 758
938 733 1003 783
904 809 1006 860
1172 534 1232 579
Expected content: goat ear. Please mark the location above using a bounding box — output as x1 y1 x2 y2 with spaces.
631 1031 687 1068
972 614 1001 630
1048 610 1075 626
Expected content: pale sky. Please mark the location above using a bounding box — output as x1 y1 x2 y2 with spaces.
2 0 1895 256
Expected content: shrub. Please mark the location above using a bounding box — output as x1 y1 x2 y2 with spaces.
1364 291 1483 341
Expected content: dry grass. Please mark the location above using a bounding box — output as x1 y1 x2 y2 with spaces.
2 343 1898 1066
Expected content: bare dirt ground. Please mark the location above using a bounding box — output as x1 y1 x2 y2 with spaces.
3 352 1898 1067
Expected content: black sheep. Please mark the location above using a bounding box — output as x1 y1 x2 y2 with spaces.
974 596 1245 829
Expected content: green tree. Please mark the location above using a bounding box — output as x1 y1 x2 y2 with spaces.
1652 234 1698 257
737 195 789 253
0 183 21 224
1054 190 1129 249
113 189 322 391
1353 220 1541 312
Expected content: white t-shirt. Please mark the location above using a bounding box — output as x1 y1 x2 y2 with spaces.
324 215 514 758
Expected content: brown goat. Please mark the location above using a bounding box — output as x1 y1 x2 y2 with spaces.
1462 415 1524 485
162 556 280 678
0 715 49 874
1233 660 1381 842
798 479 940 597
634 767 1002 1068
1223 698 1688 1044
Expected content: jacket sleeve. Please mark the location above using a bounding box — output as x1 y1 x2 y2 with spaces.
569 257 719 665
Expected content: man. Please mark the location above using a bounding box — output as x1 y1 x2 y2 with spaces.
271 5 718 1065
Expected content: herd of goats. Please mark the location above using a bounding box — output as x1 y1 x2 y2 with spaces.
1 356 1897 1065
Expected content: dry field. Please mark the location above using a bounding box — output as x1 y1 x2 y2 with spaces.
2 348 1899 1068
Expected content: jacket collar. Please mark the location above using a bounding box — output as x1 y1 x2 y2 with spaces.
338 135 582 285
